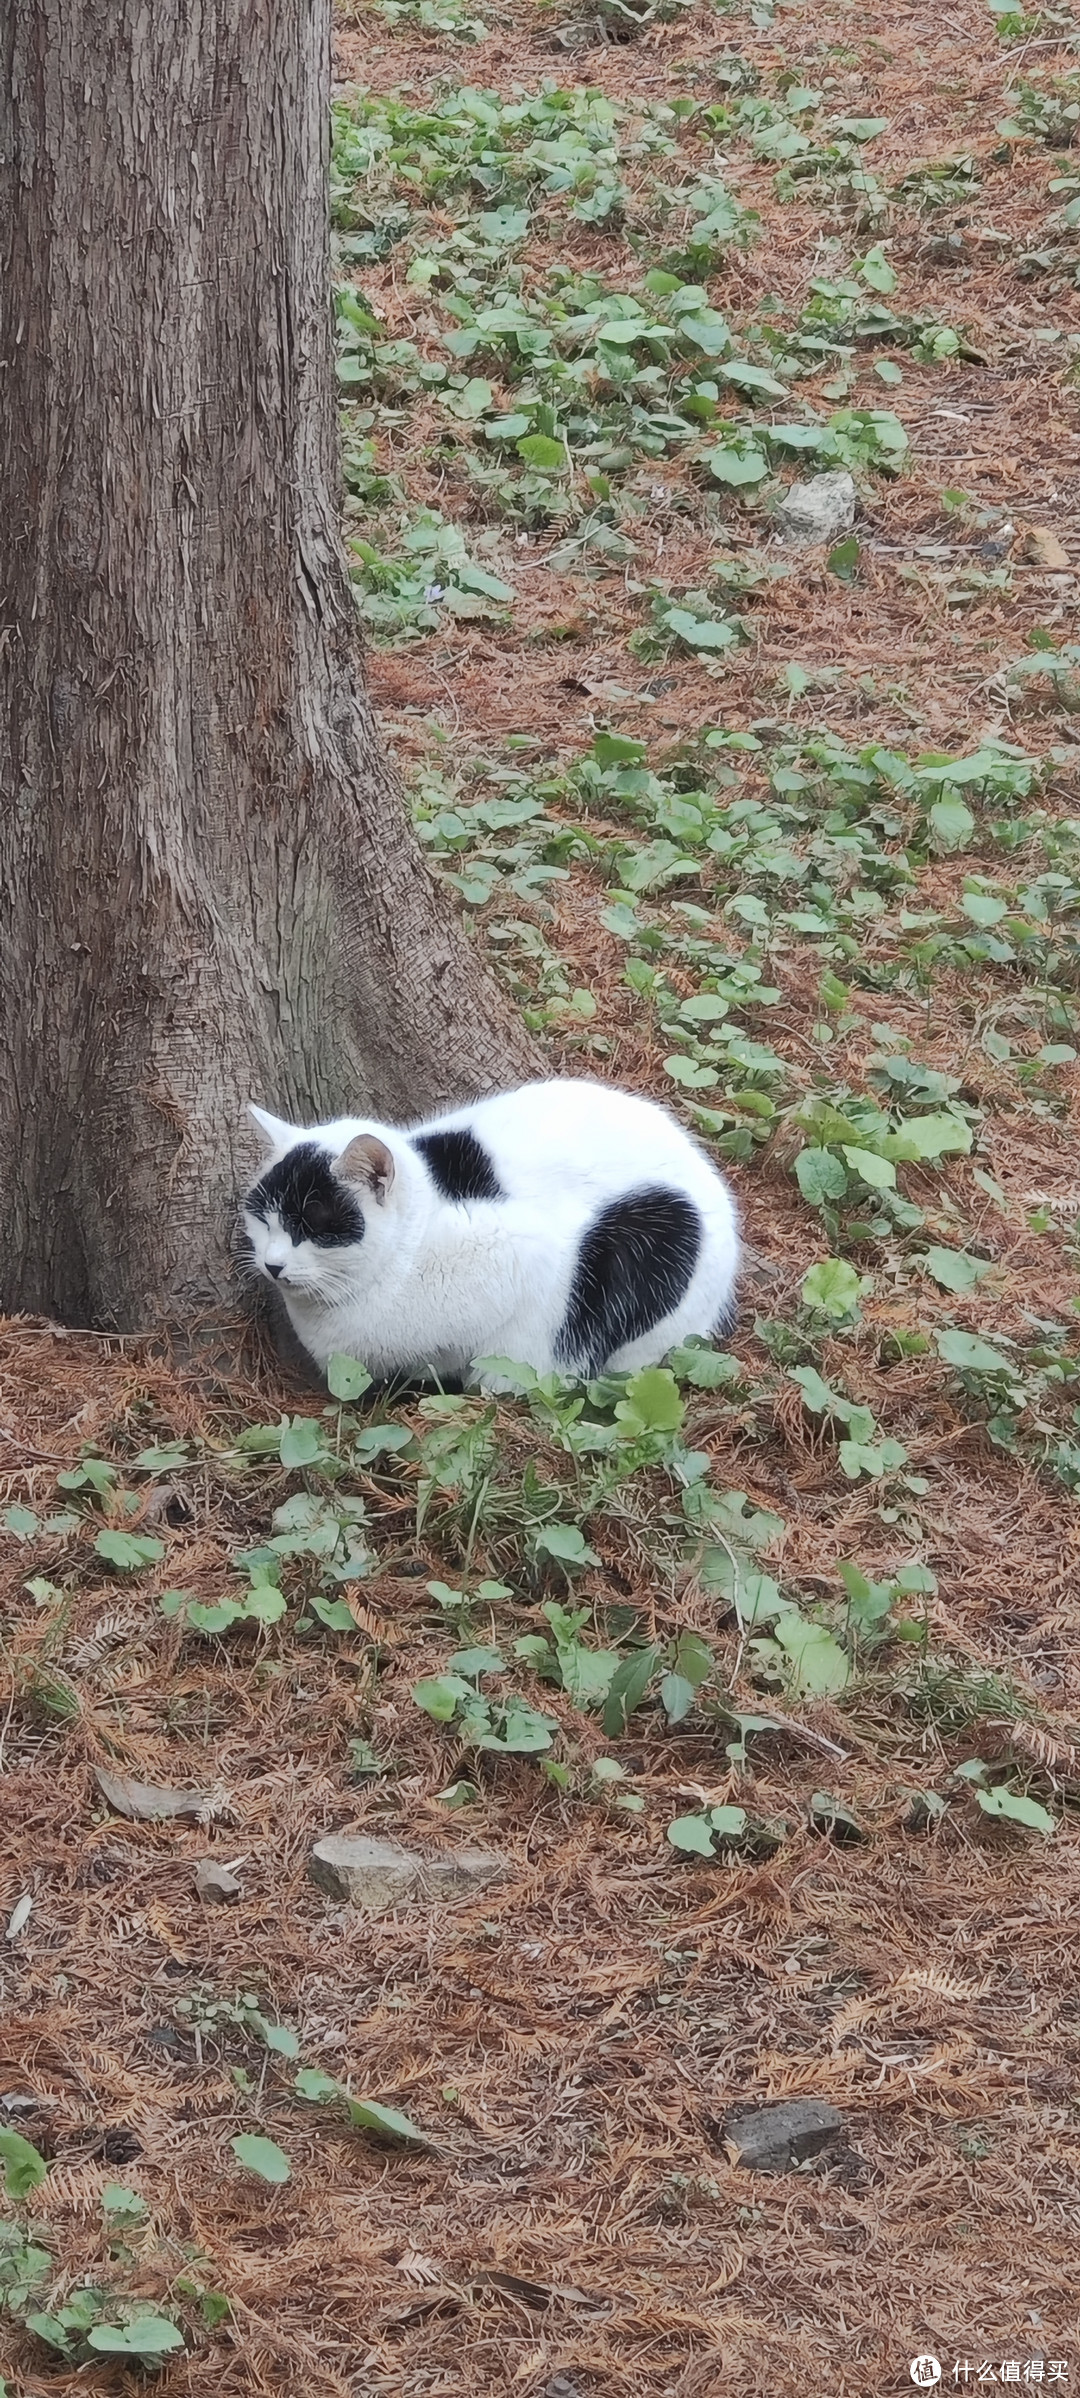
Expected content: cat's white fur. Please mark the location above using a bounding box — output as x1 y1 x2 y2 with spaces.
243 1078 738 1386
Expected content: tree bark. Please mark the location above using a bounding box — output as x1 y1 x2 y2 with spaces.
0 0 535 1329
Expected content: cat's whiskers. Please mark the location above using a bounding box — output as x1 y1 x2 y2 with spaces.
295 1259 365 1304
231 1245 264 1294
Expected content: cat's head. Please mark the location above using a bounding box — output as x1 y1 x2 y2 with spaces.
241 1106 396 1303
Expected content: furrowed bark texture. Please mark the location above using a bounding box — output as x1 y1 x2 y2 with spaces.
0 0 534 1326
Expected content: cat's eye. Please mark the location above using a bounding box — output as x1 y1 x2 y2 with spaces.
303 1196 331 1237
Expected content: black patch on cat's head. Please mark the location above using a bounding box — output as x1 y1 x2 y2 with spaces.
411 1127 504 1204
246 1143 364 1247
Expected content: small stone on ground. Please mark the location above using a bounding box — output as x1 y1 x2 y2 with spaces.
308 1834 511 1914
724 2098 846 2173
776 471 857 547
194 1860 242 1903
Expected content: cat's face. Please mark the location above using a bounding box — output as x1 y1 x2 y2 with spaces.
242 1117 397 1305
243 1142 366 1300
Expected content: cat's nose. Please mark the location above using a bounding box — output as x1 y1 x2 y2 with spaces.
265 1260 284 1280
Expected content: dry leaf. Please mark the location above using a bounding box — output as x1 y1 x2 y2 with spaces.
94 1767 209 1821
347 1600 398 1645
558 674 635 700
1020 527 1070 571
375 2290 462 2327
707 2243 745 2293
482 2272 606 2313
397 2250 443 2286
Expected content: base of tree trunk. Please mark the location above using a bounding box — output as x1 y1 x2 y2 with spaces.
0 0 535 1330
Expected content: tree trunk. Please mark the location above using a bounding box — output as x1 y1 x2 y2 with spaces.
0 0 535 1329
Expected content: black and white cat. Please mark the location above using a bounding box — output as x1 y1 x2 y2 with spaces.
242 1078 738 1388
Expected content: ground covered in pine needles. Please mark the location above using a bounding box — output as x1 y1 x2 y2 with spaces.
4 0 1080 2391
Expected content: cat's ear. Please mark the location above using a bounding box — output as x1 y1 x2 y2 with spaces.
334 1133 395 1207
250 1103 299 1153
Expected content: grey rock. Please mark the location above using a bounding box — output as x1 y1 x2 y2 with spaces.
194 1860 242 1904
308 1836 416 1912
308 1834 510 1915
776 471 857 547
724 2098 846 2173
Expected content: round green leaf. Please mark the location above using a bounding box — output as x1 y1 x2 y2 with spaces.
767 423 826 453
344 2096 429 2145
707 443 768 486
841 1144 895 1190
447 1645 506 1676
594 318 652 345
900 1112 972 1160
921 1247 984 1295
795 1147 848 1206
773 1614 850 1697
663 608 737 652
517 433 565 471
88 2319 185 2356
664 1056 719 1090
928 797 975 851
667 1812 716 1855
660 1671 696 1724
961 891 1007 927
707 1804 749 1840
3 1503 40 1537
801 1259 862 1318
720 360 788 399
535 1523 599 1565
93 1529 165 1571
616 1366 684 1433
680 993 729 1023
261 2024 300 2058
934 1329 1014 1375
411 1674 474 1722
668 1344 740 1389
278 1416 327 1468
327 1353 373 1401
859 244 896 292
593 731 646 767
827 536 860 582
0 2127 49 2198
230 2134 291 2184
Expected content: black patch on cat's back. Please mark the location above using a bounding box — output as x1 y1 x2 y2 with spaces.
412 1127 505 1204
247 1143 363 1246
557 1186 702 1377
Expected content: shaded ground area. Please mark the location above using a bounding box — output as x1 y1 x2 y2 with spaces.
4 0 1080 2392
